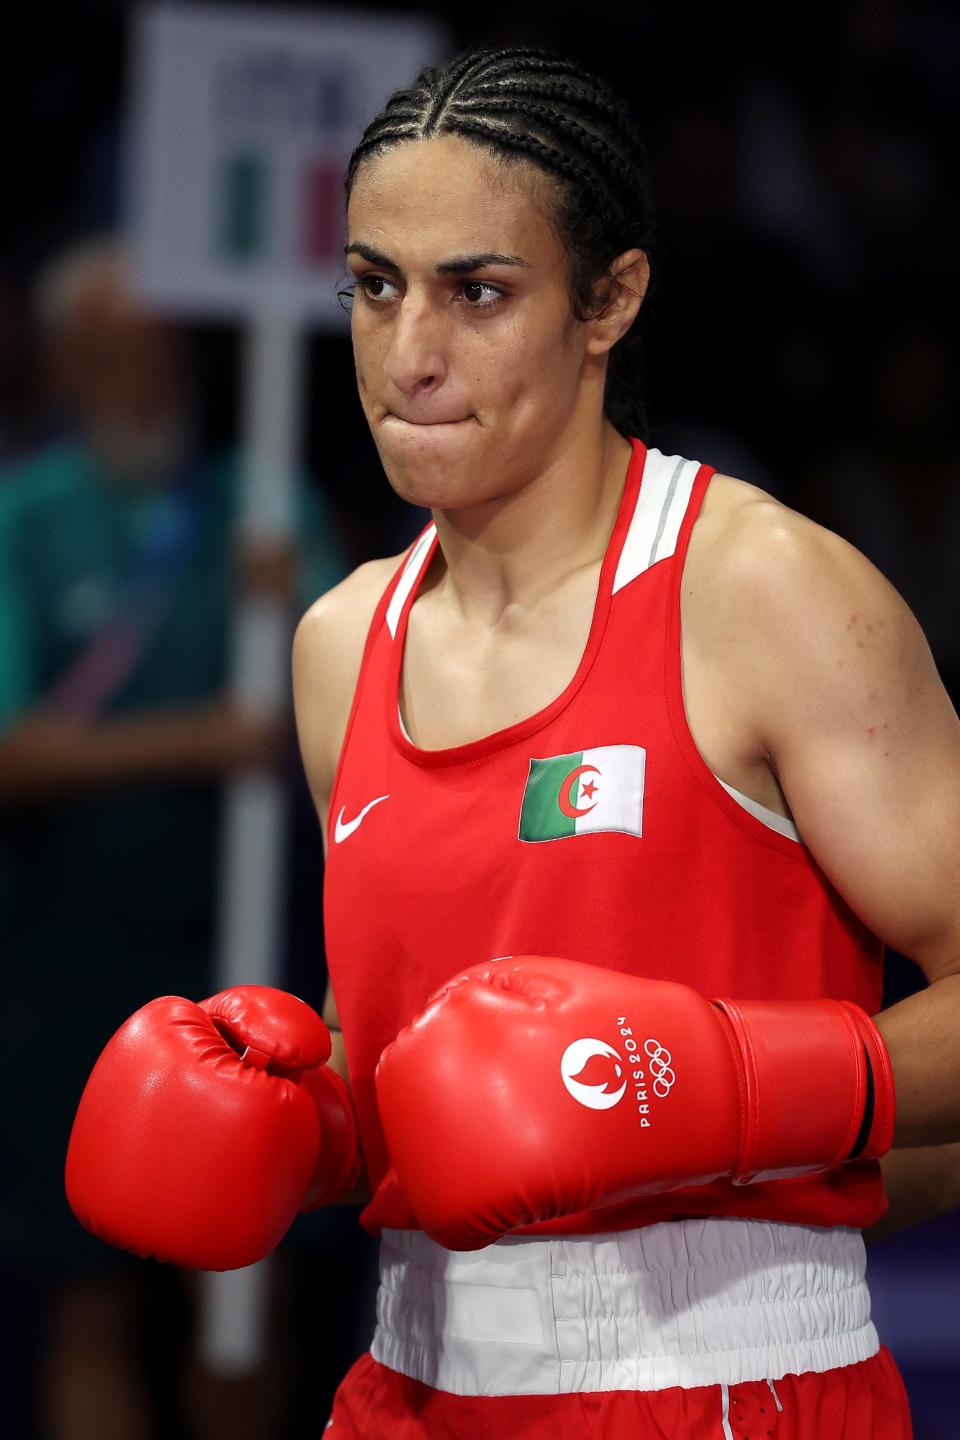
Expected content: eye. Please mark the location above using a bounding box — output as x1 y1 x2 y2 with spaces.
358 274 400 303
460 281 503 309
354 275 505 310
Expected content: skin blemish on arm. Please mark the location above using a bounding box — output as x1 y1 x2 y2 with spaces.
848 609 888 654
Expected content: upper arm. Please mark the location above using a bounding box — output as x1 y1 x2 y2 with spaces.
291 554 404 1031
291 554 398 853
291 599 340 858
714 503 960 984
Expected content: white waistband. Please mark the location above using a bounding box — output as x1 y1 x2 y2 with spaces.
371 1218 879 1396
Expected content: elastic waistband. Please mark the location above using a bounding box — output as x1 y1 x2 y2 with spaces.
371 1217 879 1396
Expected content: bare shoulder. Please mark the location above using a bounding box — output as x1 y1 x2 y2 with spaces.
292 550 407 830
692 471 804 553
294 550 405 675
694 471 910 622
689 471 933 748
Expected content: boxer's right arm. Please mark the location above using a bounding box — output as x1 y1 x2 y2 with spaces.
292 555 404 1208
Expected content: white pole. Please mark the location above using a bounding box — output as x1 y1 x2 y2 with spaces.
199 313 304 1374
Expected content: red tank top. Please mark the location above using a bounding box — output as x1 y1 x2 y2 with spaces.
323 436 887 1233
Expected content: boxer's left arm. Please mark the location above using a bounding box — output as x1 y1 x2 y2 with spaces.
711 500 960 1155
864 1142 960 1244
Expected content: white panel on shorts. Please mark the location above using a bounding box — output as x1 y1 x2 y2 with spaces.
372 1217 879 1397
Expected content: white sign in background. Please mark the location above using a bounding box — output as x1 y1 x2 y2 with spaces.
125 1 446 323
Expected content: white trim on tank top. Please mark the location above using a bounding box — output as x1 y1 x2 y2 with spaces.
611 447 701 592
383 443 696 638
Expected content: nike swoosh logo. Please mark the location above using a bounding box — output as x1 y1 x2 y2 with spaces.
334 794 390 844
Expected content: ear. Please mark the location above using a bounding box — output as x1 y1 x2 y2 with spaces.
584 249 650 358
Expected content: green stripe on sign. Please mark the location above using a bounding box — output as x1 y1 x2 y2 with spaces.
519 751 583 841
219 152 267 260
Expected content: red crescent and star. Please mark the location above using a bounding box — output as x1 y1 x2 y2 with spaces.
557 763 601 818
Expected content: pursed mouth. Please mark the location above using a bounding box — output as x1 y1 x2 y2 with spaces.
383 413 471 427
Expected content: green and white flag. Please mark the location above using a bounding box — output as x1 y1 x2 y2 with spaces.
518 745 646 842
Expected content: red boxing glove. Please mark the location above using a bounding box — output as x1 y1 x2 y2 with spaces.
374 955 895 1251
66 985 361 1271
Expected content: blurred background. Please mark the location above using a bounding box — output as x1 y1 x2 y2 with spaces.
0 0 957 1436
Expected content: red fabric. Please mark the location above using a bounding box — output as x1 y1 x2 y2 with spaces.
322 436 888 1236
324 1347 912 1439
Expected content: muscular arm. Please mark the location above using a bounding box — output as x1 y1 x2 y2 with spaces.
714 499 960 1231
291 556 401 1207
867 1143 960 1244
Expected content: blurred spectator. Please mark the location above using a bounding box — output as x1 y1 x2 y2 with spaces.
0 236 349 1439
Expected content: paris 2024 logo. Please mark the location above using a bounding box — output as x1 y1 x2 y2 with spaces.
560 1022 676 1128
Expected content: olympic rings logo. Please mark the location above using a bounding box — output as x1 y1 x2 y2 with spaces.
644 1038 676 1097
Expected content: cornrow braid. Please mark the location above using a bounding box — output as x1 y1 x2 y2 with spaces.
450 115 600 212
344 45 658 442
451 100 637 224
423 49 497 130
472 78 642 153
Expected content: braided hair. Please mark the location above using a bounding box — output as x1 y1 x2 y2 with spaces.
343 45 658 442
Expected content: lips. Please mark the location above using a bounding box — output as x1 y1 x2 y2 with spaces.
384 413 469 426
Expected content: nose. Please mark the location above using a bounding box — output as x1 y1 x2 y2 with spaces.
382 290 450 403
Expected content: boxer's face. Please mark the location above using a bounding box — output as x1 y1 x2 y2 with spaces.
345 133 594 511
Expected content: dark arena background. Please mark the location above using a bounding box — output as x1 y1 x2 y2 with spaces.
1 2 958 1437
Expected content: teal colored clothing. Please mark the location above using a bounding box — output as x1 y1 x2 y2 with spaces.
0 440 346 922
0 439 345 727
0 441 348 1275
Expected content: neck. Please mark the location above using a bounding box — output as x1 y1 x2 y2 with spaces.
425 422 633 628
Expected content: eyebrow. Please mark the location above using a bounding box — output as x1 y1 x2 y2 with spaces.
344 242 532 275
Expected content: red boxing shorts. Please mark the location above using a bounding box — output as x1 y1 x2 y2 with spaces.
324 1217 912 1438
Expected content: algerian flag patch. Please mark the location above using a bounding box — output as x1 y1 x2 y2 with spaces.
518 746 646 842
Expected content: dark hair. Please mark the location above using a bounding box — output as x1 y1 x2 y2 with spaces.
342 45 658 442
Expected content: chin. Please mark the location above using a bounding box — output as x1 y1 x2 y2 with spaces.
382 462 454 509
378 455 474 511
